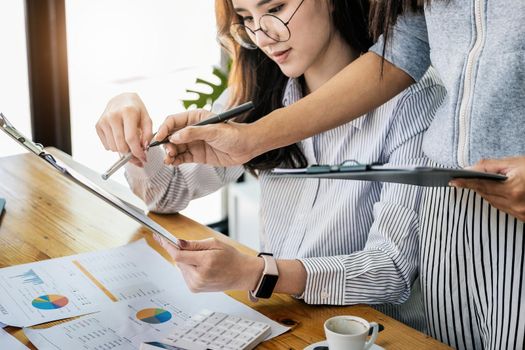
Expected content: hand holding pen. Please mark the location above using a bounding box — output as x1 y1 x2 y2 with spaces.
100 101 254 180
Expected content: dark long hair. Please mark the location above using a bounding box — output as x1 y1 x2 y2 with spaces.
215 0 372 172
369 1 424 42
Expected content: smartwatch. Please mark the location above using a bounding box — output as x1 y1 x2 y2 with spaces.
249 252 279 302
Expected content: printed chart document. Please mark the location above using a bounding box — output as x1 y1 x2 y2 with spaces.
0 240 178 327
25 291 191 350
0 328 30 350
25 275 289 349
0 256 112 327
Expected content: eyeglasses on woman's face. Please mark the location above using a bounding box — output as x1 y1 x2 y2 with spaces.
230 0 306 50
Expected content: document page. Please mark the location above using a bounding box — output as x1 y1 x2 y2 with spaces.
0 328 30 350
72 240 177 301
25 290 191 350
0 256 112 327
0 240 178 327
25 273 289 349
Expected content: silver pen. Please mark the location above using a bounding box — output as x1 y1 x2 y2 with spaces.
101 153 133 180
100 101 254 180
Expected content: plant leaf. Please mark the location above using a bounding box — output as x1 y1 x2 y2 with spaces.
182 66 229 109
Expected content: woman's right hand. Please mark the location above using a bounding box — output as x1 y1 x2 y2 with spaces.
96 93 153 167
153 109 258 168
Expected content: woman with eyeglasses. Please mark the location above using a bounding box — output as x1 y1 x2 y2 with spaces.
138 1 525 349
96 0 445 331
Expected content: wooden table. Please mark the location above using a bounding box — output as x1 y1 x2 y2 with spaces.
0 150 451 349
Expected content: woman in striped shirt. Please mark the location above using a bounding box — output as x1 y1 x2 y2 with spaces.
151 1 525 349
96 0 445 331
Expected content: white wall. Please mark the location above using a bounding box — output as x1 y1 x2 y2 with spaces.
65 0 224 223
0 1 31 157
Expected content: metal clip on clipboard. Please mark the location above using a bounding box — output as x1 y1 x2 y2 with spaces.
306 160 370 174
0 113 180 247
0 113 66 173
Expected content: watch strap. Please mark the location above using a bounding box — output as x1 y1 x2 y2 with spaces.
249 253 279 302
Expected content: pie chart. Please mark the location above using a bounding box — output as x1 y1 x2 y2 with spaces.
32 294 69 310
136 308 172 324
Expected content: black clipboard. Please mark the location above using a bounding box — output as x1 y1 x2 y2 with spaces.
0 113 180 246
271 161 507 187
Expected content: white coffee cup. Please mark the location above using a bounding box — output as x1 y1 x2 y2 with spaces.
324 315 379 350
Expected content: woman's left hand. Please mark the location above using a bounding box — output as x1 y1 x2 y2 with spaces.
153 236 264 292
449 156 525 221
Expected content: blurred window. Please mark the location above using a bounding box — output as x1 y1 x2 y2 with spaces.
65 0 223 224
0 1 31 157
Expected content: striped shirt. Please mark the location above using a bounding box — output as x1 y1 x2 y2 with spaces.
420 165 525 349
125 69 446 331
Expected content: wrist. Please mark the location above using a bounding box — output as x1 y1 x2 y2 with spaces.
274 259 307 295
244 122 267 160
247 106 299 158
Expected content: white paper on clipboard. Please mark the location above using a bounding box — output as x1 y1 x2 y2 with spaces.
0 113 180 247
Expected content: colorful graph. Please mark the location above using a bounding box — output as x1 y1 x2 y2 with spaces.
11 269 44 285
32 294 69 310
136 308 172 324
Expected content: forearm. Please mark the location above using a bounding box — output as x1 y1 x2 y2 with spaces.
126 147 243 213
125 148 186 212
274 259 307 295
247 52 414 157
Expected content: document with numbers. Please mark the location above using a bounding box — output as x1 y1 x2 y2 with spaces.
24 276 289 349
25 291 192 350
0 240 178 327
0 328 30 350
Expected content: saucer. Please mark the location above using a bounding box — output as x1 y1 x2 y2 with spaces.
304 340 385 350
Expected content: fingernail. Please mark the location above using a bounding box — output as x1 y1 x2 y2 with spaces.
179 239 188 248
170 133 181 142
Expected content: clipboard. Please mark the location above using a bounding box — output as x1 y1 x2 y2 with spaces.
0 113 180 247
271 160 507 187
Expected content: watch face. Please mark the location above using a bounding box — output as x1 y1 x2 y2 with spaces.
256 274 279 299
